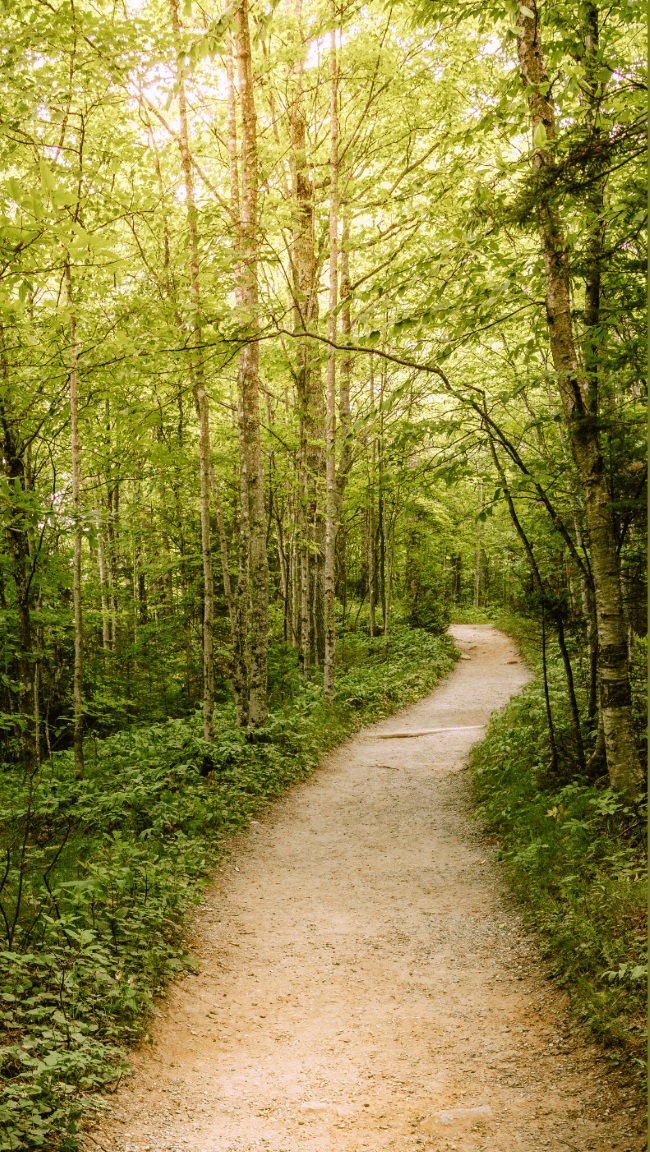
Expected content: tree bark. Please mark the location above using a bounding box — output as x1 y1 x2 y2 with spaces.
0 328 36 769
544 379 598 720
65 262 84 780
94 487 111 651
235 0 268 725
367 360 377 637
516 0 642 798
323 14 339 702
336 214 354 618
169 0 215 742
219 32 251 726
541 606 559 776
209 467 248 723
473 478 483 609
298 482 311 680
289 9 325 680
383 507 396 637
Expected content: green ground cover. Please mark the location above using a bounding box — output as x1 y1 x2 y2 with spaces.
0 628 456 1151
470 614 646 1081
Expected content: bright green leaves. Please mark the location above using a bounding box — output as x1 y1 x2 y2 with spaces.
532 121 547 149
38 159 56 195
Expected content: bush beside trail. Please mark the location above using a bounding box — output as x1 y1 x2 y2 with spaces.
470 616 646 1080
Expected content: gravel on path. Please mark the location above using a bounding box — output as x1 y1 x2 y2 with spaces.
86 625 644 1152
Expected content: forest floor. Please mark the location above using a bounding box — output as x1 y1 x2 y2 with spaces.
85 626 644 1152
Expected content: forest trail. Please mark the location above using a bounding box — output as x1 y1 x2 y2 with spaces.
90 627 638 1152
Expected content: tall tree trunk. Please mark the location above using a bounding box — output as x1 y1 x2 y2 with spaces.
367 360 376 637
34 589 42 767
94 487 111 651
541 605 559 775
578 2 607 743
106 481 118 650
516 0 641 798
65 262 84 780
451 553 462 603
383 507 396 637
473 478 483 609
210 467 248 724
367 498 376 636
323 13 339 702
289 8 325 679
210 33 252 725
580 1 606 418
235 0 268 725
378 368 386 627
0 329 36 769
169 0 215 742
274 511 290 642
104 401 119 651
336 214 354 620
290 527 299 648
298 481 311 680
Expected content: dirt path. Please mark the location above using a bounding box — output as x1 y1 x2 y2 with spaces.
90 626 641 1152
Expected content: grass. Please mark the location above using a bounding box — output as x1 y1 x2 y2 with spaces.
469 611 646 1083
0 626 456 1151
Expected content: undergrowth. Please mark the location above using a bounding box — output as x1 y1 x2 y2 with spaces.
0 627 455 1151
470 612 646 1082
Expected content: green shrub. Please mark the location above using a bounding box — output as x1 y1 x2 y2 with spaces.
470 624 646 1074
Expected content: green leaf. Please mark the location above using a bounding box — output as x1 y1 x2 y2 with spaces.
532 121 547 148
38 160 56 193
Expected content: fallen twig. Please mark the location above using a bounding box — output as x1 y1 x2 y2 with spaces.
371 725 485 740
82 1134 113 1152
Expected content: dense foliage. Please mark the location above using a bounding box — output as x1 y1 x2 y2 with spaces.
470 614 646 1062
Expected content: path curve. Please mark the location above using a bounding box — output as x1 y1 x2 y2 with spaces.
91 626 638 1152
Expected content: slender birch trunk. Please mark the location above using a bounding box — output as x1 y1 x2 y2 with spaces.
336 213 354 612
384 507 396 638
235 0 268 725
209 467 247 723
168 0 215 742
288 5 325 679
222 48 253 724
367 497 376 636
367 359 376 637
94 488 110 651
378 365 386 626
65 262 84 780
33 591 42 766
516 0 641 798
0 328 36 769
323 14 339 702
289 529 297 647
474 478 483 609
298 483 311 680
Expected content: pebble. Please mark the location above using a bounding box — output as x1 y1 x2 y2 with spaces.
428 1104 492 1126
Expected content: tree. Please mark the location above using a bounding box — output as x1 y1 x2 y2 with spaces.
513 0 642 797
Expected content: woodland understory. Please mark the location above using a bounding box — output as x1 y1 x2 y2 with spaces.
0 0 646 1146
